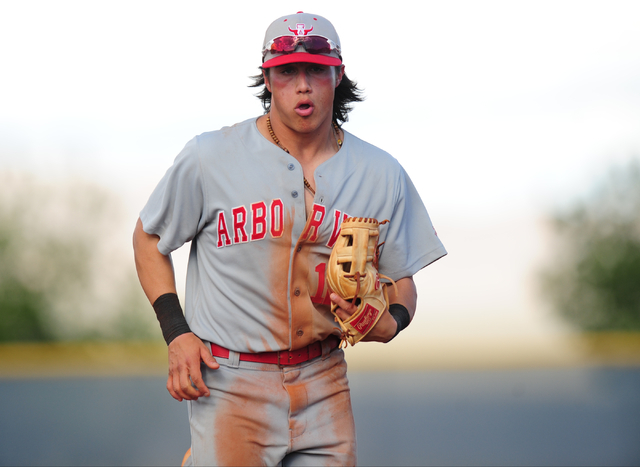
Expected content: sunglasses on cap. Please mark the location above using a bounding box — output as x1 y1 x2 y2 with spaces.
262 35 341 60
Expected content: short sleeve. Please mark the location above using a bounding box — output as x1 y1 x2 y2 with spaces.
378 166 447 279
139 136 207 255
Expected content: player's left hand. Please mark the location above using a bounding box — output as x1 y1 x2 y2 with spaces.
330 293 397 343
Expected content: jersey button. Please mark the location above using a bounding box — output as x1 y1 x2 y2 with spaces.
294 288 301 296
287 163 295 171
291 190 299 198
296 329 304 337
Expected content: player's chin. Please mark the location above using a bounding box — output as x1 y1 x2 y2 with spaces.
293 113 329 131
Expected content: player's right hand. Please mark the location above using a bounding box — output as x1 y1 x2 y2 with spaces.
167 332 219 401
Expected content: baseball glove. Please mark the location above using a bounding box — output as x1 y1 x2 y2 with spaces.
326 217 396 347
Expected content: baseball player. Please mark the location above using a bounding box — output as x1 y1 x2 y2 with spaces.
133 11 446 466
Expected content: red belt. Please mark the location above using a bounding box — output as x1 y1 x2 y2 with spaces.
210 335 339 366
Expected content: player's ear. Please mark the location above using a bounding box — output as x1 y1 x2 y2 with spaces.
263 68 272 93
335 65 345 88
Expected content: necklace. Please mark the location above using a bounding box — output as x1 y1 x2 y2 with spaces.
266 114 342 196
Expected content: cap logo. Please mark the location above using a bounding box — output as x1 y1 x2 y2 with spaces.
288 23 314 36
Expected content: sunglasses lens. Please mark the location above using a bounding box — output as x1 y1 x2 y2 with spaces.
268 36 334 55
270 36 297 54
302 36 332 54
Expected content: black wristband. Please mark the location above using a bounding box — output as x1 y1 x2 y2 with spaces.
388 303 411 341
152 293 191 345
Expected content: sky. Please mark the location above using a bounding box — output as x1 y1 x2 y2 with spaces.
1 0 639 341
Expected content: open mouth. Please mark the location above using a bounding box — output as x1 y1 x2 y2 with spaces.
295 102 314 116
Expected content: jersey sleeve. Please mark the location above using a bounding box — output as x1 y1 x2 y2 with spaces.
139 136 207 256
378 166 447 280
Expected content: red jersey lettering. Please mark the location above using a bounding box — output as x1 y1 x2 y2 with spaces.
270 199 284 238
216 211 232 248
232 206 248 244
300 203 326 242
326 209 349 248
251 201 268 241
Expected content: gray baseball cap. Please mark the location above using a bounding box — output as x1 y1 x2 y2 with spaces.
261 12 342 68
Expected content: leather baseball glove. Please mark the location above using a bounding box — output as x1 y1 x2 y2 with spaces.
326 217 396 347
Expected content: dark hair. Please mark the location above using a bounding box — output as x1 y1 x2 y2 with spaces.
249 66 364 126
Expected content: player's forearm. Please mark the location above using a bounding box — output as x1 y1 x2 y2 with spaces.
387 276 417 321
133 217 177 304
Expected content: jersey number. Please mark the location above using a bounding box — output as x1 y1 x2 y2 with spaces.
310 262 332 306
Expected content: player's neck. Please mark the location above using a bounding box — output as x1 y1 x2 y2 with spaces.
259 113 341 164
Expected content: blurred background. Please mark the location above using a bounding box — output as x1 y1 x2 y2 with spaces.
1 1 639 465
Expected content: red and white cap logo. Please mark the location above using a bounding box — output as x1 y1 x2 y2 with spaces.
289 23 314 36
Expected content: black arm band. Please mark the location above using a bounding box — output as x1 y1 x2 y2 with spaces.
388 303 411 341
152 293 192 345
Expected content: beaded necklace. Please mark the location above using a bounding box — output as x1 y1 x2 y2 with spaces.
266 114 342 196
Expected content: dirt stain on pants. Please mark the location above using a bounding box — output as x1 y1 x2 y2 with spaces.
187 347 356 466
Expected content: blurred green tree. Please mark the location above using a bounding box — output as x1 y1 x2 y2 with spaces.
0 172 156 342
541 159 640 331
0 198 55 341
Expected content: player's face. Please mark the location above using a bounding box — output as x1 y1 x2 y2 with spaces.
264 63 344 135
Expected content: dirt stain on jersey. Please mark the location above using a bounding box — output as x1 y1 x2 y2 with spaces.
266 207 295 349
289 241 315 349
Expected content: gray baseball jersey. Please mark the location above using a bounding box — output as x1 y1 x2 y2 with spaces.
140 117 446 353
